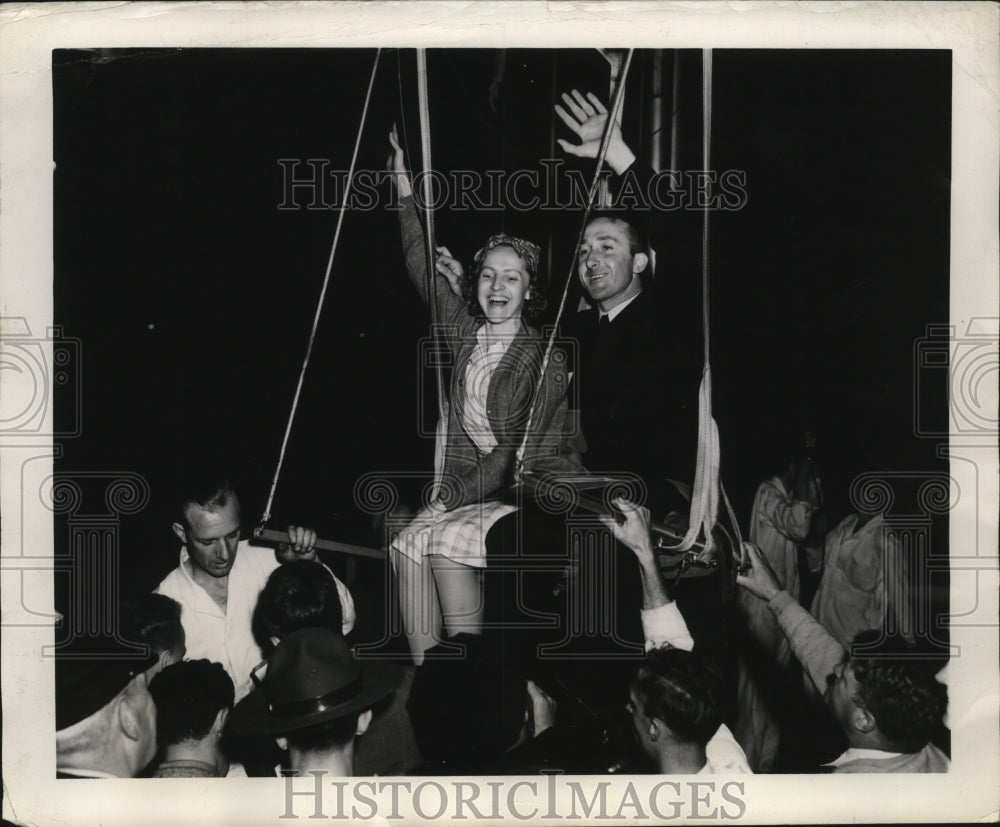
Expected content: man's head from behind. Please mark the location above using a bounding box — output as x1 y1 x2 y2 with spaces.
826 631 948 753
172 478 241 580
253 560 344 657
123 593 186 680
578 212 650 313
230 627 402 775
148 659 235 775
629 647 723 768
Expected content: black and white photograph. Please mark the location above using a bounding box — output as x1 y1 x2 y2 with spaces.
1 3 997 825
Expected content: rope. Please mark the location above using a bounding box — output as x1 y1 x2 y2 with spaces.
514 49 635 477
415 50 451 497
673 48 720 556
673 50 745 569
259 49 382 531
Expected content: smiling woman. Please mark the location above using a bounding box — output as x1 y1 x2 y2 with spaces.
384 126 584 662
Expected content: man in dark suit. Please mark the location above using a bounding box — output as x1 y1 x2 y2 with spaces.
550 89 721 665
486 89 709 708
556 89 700 497
569 211 697 501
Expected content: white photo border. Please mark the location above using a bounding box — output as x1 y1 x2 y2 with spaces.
1 2 997 825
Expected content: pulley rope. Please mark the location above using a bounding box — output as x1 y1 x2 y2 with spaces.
514 49 635 478
258 49 382 531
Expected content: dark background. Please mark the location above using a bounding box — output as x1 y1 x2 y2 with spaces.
52 48 951 630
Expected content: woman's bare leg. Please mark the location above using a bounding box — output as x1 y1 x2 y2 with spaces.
390 549 443 666
428 555 485 636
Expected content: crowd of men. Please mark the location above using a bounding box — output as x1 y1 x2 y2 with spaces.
54 90 949 779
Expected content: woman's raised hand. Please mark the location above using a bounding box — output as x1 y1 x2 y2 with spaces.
387 123 412 198
435 246 465 299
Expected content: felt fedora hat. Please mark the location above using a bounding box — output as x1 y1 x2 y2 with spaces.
230 627 402 737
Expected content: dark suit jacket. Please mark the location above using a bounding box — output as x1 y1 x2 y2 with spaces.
566 285 699 511
561 157 703 511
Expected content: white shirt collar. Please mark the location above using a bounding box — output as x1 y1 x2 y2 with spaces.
599 290 641 323
825 746 903 767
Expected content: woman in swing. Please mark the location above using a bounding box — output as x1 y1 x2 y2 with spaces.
386 126 582 664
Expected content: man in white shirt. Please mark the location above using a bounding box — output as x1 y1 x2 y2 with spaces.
735 450 820 771
155 479 354 703
737 541 949 773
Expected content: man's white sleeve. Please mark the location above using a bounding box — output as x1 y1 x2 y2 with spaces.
641 602 694 652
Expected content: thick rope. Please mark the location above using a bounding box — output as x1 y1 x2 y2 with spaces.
515 49 634 477
259 49 382 530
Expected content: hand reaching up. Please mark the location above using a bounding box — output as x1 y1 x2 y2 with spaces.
598 497 655 560
735 541 782 602
387 123 412 198
553 90 636 175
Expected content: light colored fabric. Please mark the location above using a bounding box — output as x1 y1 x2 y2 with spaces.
640 602 695 653
825 742 949 773
735 477 815 772
701 724 753 774
642 601 752 774
56 768 119 779
391 501 517 569
156 542 355 702
153 759 221 778
746 476 814 605
462 327 513 455
811 513 914 648
766 590 846 692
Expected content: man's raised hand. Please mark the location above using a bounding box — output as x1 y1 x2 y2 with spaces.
553 90 636 175
276 524 318 564
735 542 782 602
599 497 655 559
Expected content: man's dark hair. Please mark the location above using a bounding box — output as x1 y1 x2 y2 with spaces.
850 632 948 754
632 647 723 746
283 713 360 754
123 593 185 658
585 210 651 263
149 659 235 748
252 560 344 656
177 476 239 525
